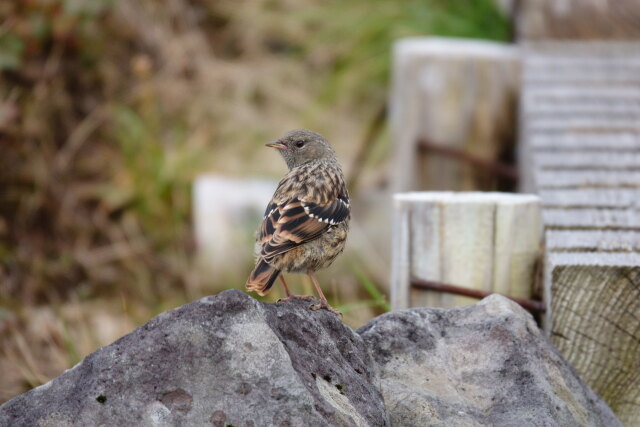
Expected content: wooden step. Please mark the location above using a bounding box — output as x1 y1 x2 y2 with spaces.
538 189 640 209
533 152 640 169
542 208 640 229
534 170 640 188
546 230 640 252
528 134 640 151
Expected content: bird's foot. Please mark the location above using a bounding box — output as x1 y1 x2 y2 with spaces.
309 300 341 316
278 295 317 303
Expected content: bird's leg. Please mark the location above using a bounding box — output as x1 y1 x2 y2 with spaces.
277 275 316 302
307 272 341 315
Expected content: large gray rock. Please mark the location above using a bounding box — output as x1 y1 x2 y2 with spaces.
0 291 620 426
0 290 388 426
358 295 621 426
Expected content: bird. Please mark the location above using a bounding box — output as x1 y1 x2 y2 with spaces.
245 129 350 315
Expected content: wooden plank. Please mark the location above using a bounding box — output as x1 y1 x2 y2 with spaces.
538 189 640 209
439 194 495 306
525 55 640 65
524 103 640 116
525 72 640 84
546 230 640 252
524 75 640 87
527 112 640 120
390 37 519 192
492 0 516 17
523 42 640 55
408 196 444 308
517 0 640 40
493 195 542 299
523 87 640 102
520 42 640 424
533 152 640 169
525 64 640 75
542 208 640 229
390 196 412 310
528 134 640 151
524 59 640 82
525 117 640 133
525 111 640 121
534 170 640 189
391 192 541 309
544 253 640 426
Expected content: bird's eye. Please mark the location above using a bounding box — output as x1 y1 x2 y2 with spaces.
295 141 305 148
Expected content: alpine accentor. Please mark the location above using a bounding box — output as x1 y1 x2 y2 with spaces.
245 129 350 314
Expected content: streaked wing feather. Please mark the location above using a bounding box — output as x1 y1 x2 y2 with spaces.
258 195 350 261
304 195 350 225
259 202 279 244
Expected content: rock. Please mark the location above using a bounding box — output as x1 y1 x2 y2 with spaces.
0 291 620 426
0 290 388 427
357 294 621 426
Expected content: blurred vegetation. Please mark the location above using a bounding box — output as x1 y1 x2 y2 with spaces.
0 0 509 400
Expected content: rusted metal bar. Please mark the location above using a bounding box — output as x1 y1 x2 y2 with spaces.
417 139 519 182
410 277 546 314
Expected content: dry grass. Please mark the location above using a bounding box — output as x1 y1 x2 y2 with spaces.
0 297 140 401
0 0 508 401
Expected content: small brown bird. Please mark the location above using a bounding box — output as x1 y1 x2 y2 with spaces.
245 129 350 314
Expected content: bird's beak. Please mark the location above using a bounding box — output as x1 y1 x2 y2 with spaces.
265 141 288 150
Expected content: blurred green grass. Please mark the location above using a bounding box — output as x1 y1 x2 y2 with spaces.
0 0 509 400
305 0 510 107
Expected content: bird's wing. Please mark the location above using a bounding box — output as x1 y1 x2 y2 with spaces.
258 193 350 261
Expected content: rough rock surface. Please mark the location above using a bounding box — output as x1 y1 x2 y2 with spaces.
0 291 621 426
0 290 388 426
358 295 622 427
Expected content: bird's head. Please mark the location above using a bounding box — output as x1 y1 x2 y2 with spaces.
266 129 336 169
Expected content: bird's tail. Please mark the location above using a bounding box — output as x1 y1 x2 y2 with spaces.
246 258 280 296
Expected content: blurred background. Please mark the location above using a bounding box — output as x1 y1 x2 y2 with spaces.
0 0 510 401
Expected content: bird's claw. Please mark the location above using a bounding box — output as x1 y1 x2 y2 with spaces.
278 295 317 303
309 301 341 316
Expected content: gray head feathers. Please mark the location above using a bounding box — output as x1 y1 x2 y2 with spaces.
266 129 336 170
